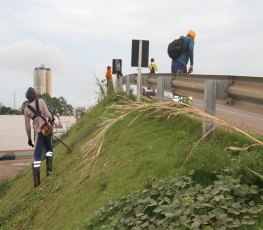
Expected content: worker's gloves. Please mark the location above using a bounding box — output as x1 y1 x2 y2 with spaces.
28 138 34 147
48 116 55 123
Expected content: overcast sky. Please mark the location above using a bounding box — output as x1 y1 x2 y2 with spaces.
0 0 263 109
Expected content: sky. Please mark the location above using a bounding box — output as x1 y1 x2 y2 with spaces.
0 0 263 109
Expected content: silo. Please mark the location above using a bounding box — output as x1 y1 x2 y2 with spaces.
34 67 42 95
46 68 52 97
40 65 46 94
33 64 52 96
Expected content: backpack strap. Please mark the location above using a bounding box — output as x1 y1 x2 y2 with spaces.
27 99 45 121
27 103 37 120
35 98 40 115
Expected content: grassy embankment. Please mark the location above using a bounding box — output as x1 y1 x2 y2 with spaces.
0 95 263 229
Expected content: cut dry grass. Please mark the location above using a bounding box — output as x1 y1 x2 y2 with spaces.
80 109 134 175
80 96 263 176
225 143 263 152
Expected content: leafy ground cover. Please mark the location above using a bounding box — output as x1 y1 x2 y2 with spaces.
87 174 263 229
0 95 263 230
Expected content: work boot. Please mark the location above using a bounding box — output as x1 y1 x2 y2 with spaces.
46 151 53 176
32 163 40 187
46 157 53 176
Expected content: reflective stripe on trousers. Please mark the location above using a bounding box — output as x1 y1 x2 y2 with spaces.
33 161 41 168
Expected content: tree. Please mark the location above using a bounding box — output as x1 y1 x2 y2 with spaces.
0 105 22 115
21 94 74 116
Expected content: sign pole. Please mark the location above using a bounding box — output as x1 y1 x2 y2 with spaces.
137 40 142 102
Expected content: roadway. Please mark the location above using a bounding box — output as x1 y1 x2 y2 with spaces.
193 99 263 136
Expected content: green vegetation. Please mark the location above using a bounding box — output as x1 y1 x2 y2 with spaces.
0 105 22 115
0 95 263 229
21 93 74 115
1 93 74 115
88 174 263 229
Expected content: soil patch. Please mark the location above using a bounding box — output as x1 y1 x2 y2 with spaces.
0 158 33 180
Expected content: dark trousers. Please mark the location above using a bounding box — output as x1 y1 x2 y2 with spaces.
171 60 187 74
34 133 52 162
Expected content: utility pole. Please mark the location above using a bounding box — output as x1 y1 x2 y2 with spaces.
13 92 16 110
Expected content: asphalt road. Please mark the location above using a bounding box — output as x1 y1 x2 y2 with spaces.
0 151 33 180
193 99 263 136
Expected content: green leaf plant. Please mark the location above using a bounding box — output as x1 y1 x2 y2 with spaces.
86 174 263 229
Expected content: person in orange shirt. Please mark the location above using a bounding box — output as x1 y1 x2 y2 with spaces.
105 65 114 95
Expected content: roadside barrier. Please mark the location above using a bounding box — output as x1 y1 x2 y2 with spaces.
115 73 263 135
119 73 263 115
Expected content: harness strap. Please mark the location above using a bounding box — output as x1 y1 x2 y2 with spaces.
27 103 37 120
27 99 45 121
36 98 40 115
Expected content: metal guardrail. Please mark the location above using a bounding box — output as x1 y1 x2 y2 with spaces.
120 73 263 115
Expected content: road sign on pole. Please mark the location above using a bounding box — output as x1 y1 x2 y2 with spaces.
112 59 122 75
131 40 149 68
131 39 149 101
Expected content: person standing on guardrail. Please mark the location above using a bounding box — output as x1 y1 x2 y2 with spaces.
105 65 114 95
171 30 196 74
24 87 54 187
148 58 159 74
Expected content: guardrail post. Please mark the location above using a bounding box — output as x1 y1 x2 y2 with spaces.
115 75 123 92
142 75 148 86
125 75 131 95
216 80 228 99
157 76 164 102
203 80 216 136
115 75 120 92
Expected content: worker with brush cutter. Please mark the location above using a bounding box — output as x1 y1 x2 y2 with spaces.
24 87 55 187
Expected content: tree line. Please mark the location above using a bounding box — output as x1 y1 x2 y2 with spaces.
0 93 74 115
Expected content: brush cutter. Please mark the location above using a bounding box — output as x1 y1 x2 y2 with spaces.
51 113 72 151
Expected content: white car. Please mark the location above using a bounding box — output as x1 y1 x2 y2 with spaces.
142 87 156 97
173 94 193 105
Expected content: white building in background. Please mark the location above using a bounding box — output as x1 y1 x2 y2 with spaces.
34 64 52 96
0 115 76 151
